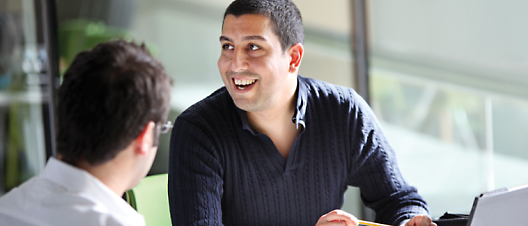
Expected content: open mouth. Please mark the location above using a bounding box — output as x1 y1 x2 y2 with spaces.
233 78 257 90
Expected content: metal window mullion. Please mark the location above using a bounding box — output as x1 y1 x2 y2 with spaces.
351 0 370 103
39 0 59 159
350 0 374 221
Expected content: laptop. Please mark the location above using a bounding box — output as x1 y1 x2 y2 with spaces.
466 183 528 226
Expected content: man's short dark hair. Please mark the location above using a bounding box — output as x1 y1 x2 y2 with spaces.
57 40 172 166
224 0 304 52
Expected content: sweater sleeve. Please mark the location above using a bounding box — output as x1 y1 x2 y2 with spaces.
168 116 224 226
346 92 429 226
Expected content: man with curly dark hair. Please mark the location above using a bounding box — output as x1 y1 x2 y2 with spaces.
0 40 172 226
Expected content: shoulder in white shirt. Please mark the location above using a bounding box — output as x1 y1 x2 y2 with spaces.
0 158 145 226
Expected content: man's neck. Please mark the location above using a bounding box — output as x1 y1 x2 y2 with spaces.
73 144 140 197
247 85 300 159
76 159 129 196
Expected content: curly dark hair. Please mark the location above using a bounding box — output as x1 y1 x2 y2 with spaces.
57 40 172 166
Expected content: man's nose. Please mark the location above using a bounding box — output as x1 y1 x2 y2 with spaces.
231 48 248 72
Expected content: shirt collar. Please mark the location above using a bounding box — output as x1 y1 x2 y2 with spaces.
237 75 308 133
40 157 144 223
293 75 307 129
41 157 105 194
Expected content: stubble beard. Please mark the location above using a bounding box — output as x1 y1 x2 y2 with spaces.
231 91 267 113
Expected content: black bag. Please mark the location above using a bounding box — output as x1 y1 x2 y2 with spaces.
433 212 468 226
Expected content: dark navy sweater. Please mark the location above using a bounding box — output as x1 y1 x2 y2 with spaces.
168 76 429 226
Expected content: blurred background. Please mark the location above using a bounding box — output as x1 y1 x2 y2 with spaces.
1 0 528 221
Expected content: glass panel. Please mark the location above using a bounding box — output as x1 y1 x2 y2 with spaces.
295 0 353 88
0 0 49 195
368 0 528 218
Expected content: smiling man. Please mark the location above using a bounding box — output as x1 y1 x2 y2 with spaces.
168 1 435 226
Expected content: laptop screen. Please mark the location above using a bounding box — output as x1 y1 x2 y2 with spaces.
467 184 528 226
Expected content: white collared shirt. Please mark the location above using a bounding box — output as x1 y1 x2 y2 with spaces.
0 157 145 226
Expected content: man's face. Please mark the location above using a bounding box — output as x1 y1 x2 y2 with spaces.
218 14 296 113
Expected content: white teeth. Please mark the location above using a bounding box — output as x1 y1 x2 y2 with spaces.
234 79 256 86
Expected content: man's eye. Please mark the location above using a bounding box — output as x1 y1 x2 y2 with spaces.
222 44 234 50
249 44 260 51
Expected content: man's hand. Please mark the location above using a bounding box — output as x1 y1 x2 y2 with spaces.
402 215 437 226
316 209 359 226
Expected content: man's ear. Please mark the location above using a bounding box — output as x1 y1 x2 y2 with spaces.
288 43 304 73
135 121 156 156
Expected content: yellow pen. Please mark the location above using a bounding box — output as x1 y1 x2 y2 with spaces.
358 220 391 226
